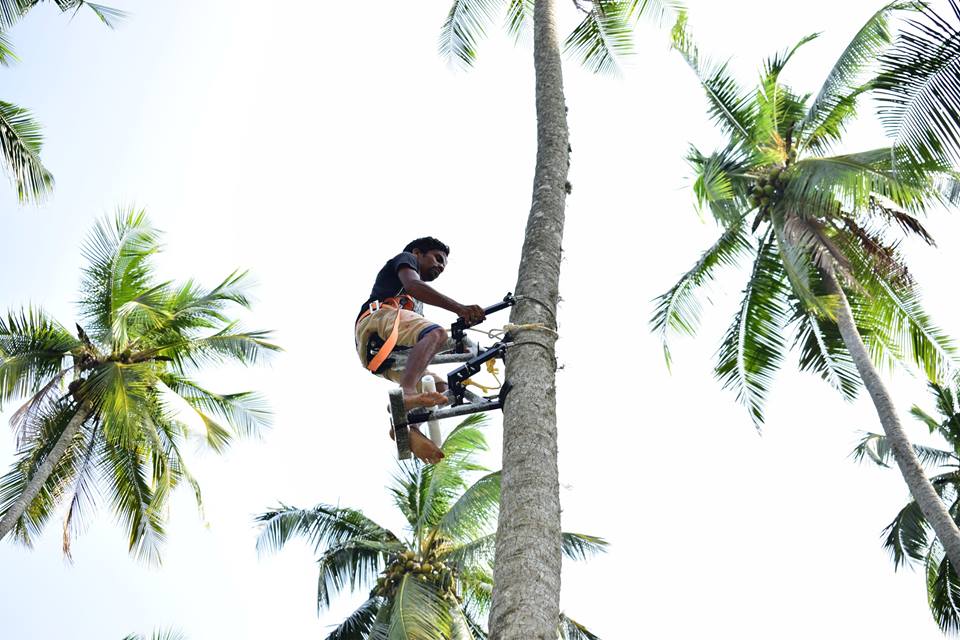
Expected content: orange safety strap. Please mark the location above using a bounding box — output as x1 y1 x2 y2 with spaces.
367 305 403 372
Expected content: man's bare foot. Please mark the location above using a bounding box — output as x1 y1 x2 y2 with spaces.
410 428 444 464
403 391 448 411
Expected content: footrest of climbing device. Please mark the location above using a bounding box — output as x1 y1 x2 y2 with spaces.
388 389 411 460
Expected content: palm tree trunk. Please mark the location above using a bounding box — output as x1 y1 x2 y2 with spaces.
825 269 960 572
0 404 90 541
488 0 568 638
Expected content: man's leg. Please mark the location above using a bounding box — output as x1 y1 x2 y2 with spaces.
399 326 449 409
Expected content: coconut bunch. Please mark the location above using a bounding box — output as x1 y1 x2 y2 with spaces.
374 549 461 605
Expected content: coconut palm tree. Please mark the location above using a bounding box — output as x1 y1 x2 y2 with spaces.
0 207 278 561
651 5 960 572
852 380 960 633
438 3 678 636
0 1 122 203
255 415 605 640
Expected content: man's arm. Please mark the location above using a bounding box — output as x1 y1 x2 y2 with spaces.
398 266 485 325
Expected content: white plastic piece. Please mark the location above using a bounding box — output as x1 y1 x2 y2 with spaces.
421 376 443 445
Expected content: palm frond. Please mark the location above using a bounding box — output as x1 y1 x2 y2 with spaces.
714 235 791 428
0 100 53 203
439 0 503 69
80 362 155 447
671 11 755 142
79 208 162 348
99 438 164 564
315 541 389 611
161 373 271 441
882 498 933 570
851 431 955 469
558 613 601 640
0 307 76 409
803 85 868 156
928 543 960 634
504 0 532 39
387 573 455 639
443 533 496 571
437 471 500 542
791 301 861 400
415 415 489 537
875 0 960 166
850 252 956 382
327 597 384 640
686 143 755 225
565 1 635 75
803 2 908 138
254 503 399 557
651 224 752 368
561 532 608 561
786 148 943 216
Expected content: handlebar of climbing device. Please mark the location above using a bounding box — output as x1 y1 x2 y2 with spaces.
450 292 515 345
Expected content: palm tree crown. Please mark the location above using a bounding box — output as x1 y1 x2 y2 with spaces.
853 380 960 634
255 416 605 640
652 6 960 427
0 208 278 561
440 0 679 74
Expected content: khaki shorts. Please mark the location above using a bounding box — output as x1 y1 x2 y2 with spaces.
355 307 442 384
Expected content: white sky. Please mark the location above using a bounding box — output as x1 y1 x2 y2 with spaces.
1 1 958 638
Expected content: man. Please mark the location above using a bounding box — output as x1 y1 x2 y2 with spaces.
356 237 485 463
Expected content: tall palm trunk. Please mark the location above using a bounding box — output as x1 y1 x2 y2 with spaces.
0 404 89 541
825 269 960 572
488 0 568 638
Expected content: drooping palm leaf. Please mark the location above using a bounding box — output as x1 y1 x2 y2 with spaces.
651 223 751 367
327 597 384 640
803 2 908 139
671 11 755 142
875 0 960 166
714 235 791 427
558 613 601 640
439 0 504 69
0 101 52 203
565 1 636 75
0 307 77 409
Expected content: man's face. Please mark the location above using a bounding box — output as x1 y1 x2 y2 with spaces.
415 249 448 282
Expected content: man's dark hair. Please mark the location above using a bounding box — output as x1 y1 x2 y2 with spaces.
404 237 450 256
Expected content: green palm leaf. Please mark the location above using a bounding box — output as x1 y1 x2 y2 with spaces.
802 2 907 138
565 1 635 76
387 573 455 640
851 431 955 470
315 541 390 610
883 499 932 570
160 373 270 441
0 101 52 203
437 471 500 542
99 438 164 565
558 613 601 640
651 224 751 368
0 307 77 409
439 0 504 69
505 0 532 38
327 597 384 640
928 544 960 634
254 504 399 557
671 11 755 142
875 0 960 165
561 532 608 560
79 209 162 348
791 302 861 400
714 236 791 427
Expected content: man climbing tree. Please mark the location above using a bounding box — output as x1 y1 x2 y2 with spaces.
355 236 485 464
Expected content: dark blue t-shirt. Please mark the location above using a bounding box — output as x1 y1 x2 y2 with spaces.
359 252 419 315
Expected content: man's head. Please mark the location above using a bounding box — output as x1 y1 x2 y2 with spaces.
404 237 450 282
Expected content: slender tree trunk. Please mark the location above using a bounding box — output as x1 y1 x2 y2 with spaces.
0 404 89 541
825 269 960 572
488 1 568 638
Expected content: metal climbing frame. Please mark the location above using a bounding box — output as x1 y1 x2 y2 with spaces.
388 293 515 459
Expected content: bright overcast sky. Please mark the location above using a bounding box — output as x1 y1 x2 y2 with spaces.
1 1 958 638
